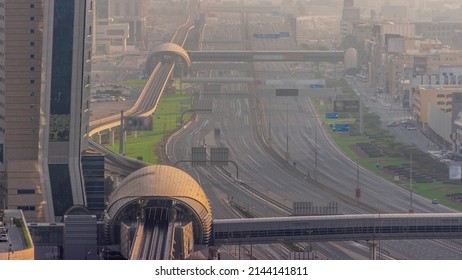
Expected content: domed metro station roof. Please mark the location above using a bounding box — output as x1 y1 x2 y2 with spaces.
106 165 212 244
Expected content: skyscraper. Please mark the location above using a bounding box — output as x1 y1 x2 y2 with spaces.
0 0 93 222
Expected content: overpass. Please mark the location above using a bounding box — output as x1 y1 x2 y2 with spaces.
188 50 345 63
200 5 278 14
212 213 462 244
191 62 253 71
212 213 462 259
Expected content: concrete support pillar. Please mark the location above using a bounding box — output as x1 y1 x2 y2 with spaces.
367 240 377 260
109 129 115 146
96 132 102 144
112 174 119 187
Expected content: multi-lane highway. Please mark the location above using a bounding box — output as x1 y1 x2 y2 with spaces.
166 11 462 259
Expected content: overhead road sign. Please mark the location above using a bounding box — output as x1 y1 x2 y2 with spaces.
191 147 207 167
333 99 360 113
210 147 229 167
276 89 299 96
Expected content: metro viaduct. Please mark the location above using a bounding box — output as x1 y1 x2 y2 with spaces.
188 50 345 63
144 43 347 75
200 5 279 14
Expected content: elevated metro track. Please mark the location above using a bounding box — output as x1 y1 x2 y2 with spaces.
188 50 345 63
200 5 277 14
88 0 198 176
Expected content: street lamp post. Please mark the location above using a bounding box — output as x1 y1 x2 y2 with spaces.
285 102 289 160
314 118 318 181
409 151 414 213
268 94 272 144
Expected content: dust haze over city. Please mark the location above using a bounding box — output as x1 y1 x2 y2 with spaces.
2 0 462 261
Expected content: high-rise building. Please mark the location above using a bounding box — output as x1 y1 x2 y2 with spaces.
110 0 148 45
1 0 93 222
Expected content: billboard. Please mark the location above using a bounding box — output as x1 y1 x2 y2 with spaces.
125 116 153 131
333 99 360 113
449 165 461 180
414 56 427 75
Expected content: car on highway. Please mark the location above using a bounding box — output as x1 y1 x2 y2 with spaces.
432 199 439 205
387 121 398 127
0 226 8 242
406 126 417 130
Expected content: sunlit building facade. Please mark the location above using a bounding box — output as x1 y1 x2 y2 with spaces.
2 0 93 222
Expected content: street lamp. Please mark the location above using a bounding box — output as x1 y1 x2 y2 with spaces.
285 102 289 160
305 115 319 181
409 151 414 213
313 117 318 181
268 94 272 144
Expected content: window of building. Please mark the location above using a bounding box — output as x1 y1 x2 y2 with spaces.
30 104 35 108
30 66 35 71
437 101 445 105
30 79 35 84
17 189 36 194
30 28 35 34
437 94 445 98
30 3 35 8
17 206 36 211
30 41 35 46
30 16 35 21
30 92 35 96
30 54 35 59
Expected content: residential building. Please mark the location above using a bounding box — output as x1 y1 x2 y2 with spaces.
412 86 456 125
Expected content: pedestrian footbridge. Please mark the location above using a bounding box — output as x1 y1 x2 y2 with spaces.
212 213 462 245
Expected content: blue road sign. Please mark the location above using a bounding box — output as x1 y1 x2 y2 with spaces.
325 112 339 119
330 123 349 132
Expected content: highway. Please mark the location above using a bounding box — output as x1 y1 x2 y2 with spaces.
166 11 462 259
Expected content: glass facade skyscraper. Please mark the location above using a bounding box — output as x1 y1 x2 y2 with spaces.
2 0 94 222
